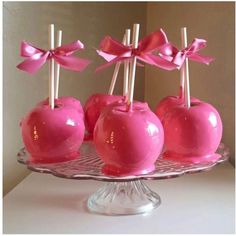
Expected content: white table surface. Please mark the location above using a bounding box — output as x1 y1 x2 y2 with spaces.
3 162 235 234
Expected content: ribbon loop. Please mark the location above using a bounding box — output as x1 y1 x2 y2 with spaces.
137 28 168 53
54 40 84 55
99 36 129 56
20 41 45 57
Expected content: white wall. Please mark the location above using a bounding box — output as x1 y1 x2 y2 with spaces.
3 2 147 195
145 2 235 165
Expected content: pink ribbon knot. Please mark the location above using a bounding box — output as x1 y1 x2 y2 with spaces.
17 40 91 74
96 29 179 72
159 38 215 68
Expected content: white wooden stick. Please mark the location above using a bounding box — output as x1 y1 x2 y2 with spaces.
55 30 62 99
108 34 126 95
181 27 190 109
123 29 131 97
179 30 185 99
179 64 185 99
49 24 55 109
127 23 140 105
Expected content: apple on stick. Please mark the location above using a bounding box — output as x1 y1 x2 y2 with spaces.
93 24 164 176
161 27 223 163
84 29 131 138
20 24 86 163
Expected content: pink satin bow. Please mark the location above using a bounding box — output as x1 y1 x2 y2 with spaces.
159 38 215 68
96 29 178 72
17 40 91 74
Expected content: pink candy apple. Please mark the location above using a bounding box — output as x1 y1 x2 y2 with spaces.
38 96 84 118
21 100 85 163
155 95 200 122
84 93 123 135
93 102 164 176
162 101 223 163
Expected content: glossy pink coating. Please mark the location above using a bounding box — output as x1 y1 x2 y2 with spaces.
21 100 85 163
38 96 84 118
84 93 123 135
162 101 223 163
93 102 164 176
155 95 200 122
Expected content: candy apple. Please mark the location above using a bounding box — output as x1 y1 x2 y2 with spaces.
38 96 84 118
162 101 223 163
155 95 200 122
21 100 85 163
84 93 123 135
93 102 164 176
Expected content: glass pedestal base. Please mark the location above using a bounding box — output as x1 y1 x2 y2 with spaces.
87 180 161 215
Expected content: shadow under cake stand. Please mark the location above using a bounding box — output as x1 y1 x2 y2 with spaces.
17 142 229 216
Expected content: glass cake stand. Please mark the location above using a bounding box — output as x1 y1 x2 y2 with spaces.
17 142 229 216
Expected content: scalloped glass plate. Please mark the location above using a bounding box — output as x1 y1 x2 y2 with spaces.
17 142 229 182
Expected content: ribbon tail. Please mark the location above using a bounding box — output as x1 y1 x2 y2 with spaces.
159 43 179 57
55 55 91 72
138 29 169 53
95 57 128 73
137 61 144 67
16 53 48 74
139 54 178 71
188 53 215 65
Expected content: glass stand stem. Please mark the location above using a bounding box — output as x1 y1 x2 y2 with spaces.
87 180 161 215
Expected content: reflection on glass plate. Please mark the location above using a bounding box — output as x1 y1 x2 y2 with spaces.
17 142 229 182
